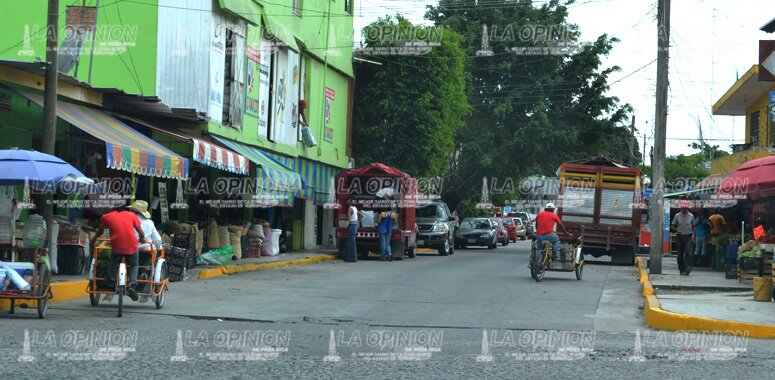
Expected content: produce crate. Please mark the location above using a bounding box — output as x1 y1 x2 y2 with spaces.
173 233 196 250
57 224 88 246
166 263 186 282
738 257 762 271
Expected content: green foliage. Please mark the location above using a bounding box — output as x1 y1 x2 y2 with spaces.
640 143 729 186
426 0 639 210
352 16 471 177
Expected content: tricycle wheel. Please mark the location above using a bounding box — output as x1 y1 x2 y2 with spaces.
407 246 416 258
36 266 51 319
117 285 124 318
575 263 584 280
154 261 168 309
89 282 100 306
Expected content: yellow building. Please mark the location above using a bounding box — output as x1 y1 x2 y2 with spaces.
711 65 775 175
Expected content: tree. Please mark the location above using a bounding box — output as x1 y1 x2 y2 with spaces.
352 16 471 177
426 0 639 211
640 143 730 191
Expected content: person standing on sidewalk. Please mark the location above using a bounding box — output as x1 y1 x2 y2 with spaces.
693 210 711 262
671 205 695 275
345 198 361 262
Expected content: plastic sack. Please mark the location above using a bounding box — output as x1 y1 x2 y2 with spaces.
196 246 233 266
218 226 230 248
301 125 317 147
361 211 375 228
207 220 220 249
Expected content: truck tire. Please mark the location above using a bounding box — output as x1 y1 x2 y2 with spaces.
611 246 635 265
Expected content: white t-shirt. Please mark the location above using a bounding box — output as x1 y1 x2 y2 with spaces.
135 215 162 250
349 206 359 222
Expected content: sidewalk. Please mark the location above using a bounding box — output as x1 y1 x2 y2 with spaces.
650 258 775 326
637 256 775 339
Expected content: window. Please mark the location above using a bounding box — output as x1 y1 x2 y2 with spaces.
293 0 302 16
222 28 234 126
344 0 352 14
751 111 760 147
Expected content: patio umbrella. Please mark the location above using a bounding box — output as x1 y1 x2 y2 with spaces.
0 148 97 191
717 155 775 200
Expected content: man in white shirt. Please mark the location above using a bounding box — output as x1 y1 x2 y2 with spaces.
129 200 162 250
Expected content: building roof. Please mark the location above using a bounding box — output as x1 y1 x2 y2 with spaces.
762 16 775 33
712 65 775 115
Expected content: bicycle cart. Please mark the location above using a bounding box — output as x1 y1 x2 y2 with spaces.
86 238 169 317
528 236 584 282
0 248 52 319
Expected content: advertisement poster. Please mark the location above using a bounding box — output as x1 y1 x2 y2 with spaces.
288 50 300 136
257 38 272 139
245 46 260 118
208 36 225 124
323 87 335 142
271 49 288 143
770 91 775 123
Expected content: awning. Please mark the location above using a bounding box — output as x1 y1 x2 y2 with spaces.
18 90 188 180
112 114 249 175
296 157 341 205
193 139 249 175
217 0 261 26
212 136 302 206
712 65 774 116
718 155 775 200
262 153 342 205
261 13 299 50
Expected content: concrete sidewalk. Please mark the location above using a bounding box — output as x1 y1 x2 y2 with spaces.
637 256 775 338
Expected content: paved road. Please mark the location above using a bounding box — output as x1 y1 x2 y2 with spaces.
2 241 774 378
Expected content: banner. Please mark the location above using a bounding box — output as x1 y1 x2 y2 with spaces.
323 87 335 142
245 46 260 118
258 38 272 139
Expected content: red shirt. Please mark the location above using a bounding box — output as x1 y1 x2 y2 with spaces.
535 210 562 235
99 210 141 254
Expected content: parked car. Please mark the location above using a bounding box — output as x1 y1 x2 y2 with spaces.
416 201 457 256
490 218 509 246
500 216 518 242
509 211 536 238
513 217 527 240
454 218 497 249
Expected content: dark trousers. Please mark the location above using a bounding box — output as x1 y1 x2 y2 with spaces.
347 224 358 261
676 234 693 273
107 252 139 286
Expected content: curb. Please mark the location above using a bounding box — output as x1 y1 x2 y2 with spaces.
636 257 775 339
0 254 338 309
196 254 338 280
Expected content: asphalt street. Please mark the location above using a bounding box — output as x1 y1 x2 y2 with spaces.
2 241 775 379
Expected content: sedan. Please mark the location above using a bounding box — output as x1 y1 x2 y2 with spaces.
500 217 518 242
454 218 497 249
513 218 527 240
490 218 509 246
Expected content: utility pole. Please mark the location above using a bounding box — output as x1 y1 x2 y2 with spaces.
629 115 636 165
43 0 59 256
650 0 670 274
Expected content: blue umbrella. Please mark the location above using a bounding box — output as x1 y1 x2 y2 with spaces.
0 148 98 192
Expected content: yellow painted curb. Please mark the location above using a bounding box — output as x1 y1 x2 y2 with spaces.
0 280 90 309
199 268 224 279
637 255 775 338
198 255 338 279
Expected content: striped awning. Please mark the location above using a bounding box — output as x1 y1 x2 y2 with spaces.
212 137 301 207
295 158 341 205
262 153 341 205
18 90 188 180
193 139 249 175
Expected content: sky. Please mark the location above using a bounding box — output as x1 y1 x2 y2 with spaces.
354 0 775 162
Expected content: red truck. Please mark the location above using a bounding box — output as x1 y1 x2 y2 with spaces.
334 163 418 260
557 157 643 264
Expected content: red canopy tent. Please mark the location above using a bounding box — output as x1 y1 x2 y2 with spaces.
718 155 775 200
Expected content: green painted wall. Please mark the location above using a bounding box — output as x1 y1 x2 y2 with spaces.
0 0 158 95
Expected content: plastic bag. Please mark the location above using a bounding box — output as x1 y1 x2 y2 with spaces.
301 126 317 147
196 246 233 266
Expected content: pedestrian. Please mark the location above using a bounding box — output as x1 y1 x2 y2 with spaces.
671 205 695 275
709 208 726 237
377 208 396 261
345 198 361 262
93 205 146 300
693 209 711 263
